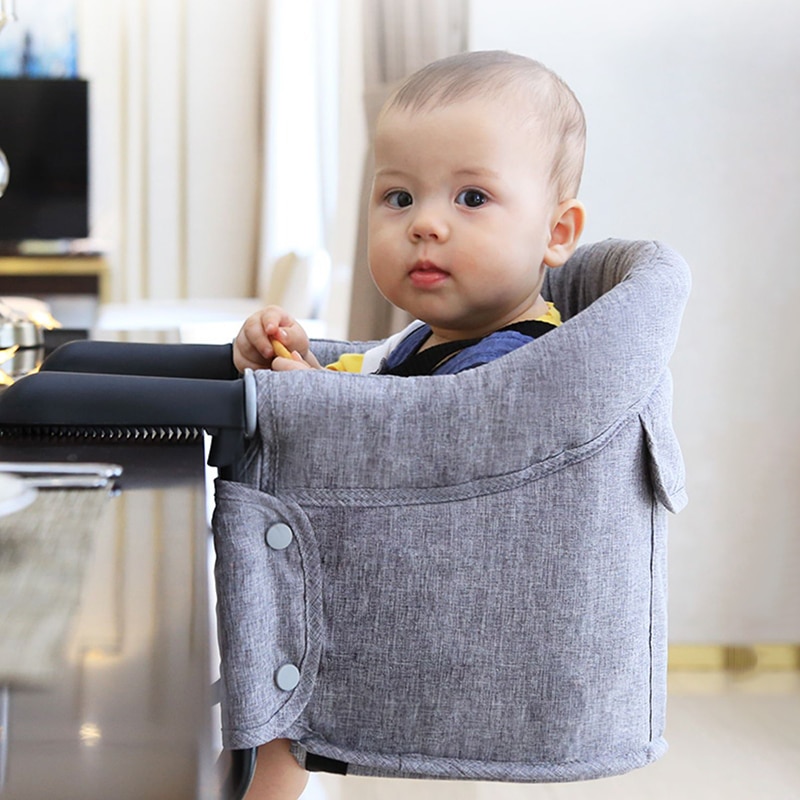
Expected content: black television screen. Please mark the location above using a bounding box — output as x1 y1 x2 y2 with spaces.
0 78 89 242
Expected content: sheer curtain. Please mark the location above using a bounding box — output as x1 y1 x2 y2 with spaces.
76 0 338 309
348 0 468 341
257 0 339 319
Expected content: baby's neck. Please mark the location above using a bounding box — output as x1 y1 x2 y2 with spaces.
422 296 551 350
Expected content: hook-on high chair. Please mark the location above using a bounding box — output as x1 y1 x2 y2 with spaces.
213 238 690 789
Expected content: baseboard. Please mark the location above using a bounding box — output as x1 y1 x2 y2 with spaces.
669 644 800 672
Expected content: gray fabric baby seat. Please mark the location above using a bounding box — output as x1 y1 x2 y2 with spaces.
213 239 690 783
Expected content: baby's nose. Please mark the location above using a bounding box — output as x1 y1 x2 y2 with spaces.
408 204 450 242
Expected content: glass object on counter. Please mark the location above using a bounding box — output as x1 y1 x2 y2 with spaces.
0 146 8 197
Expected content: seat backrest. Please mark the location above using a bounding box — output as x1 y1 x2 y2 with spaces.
213 238 691 783
542 237 671 320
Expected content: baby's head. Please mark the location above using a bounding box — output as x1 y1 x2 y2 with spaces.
379 50 586 204
368 51 587 344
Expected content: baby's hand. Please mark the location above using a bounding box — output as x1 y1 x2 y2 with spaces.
269 338 317 371
270 348 317 371
232 306 319 372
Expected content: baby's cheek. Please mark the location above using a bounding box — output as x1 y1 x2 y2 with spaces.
368 239 401 285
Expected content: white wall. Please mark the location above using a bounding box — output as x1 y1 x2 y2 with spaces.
470 0 800 642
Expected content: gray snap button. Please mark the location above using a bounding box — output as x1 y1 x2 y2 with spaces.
275 663 301 691
266 523 293 550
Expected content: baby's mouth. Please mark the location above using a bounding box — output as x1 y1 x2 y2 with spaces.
409 260 450 287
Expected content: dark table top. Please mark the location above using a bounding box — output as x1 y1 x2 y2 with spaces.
0 436 218 800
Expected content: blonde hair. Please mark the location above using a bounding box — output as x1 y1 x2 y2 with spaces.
384 51 586 200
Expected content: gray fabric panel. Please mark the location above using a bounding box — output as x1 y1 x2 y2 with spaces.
213 482 323 745
248 240 690 495
291 738 668 782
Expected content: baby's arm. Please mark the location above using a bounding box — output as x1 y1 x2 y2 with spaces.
232 306 321 372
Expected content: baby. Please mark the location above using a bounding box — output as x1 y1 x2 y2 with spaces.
234 49 587 799
234 49 586 380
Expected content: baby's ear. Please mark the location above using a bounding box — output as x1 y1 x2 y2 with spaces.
544 199 586 267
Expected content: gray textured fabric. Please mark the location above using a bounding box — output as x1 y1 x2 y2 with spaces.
213 239 690 782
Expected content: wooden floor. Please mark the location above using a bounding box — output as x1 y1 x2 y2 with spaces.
301 672 800 800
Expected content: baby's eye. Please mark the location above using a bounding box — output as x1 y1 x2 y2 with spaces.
456 189 488 208
385 190 413 208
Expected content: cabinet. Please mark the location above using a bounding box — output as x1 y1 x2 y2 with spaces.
0 255 109 301
0 255 109 330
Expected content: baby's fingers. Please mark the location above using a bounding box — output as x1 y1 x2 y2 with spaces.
269 338 293 360
272 350 313 371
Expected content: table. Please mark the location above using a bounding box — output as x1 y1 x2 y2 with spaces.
0 436 218 800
